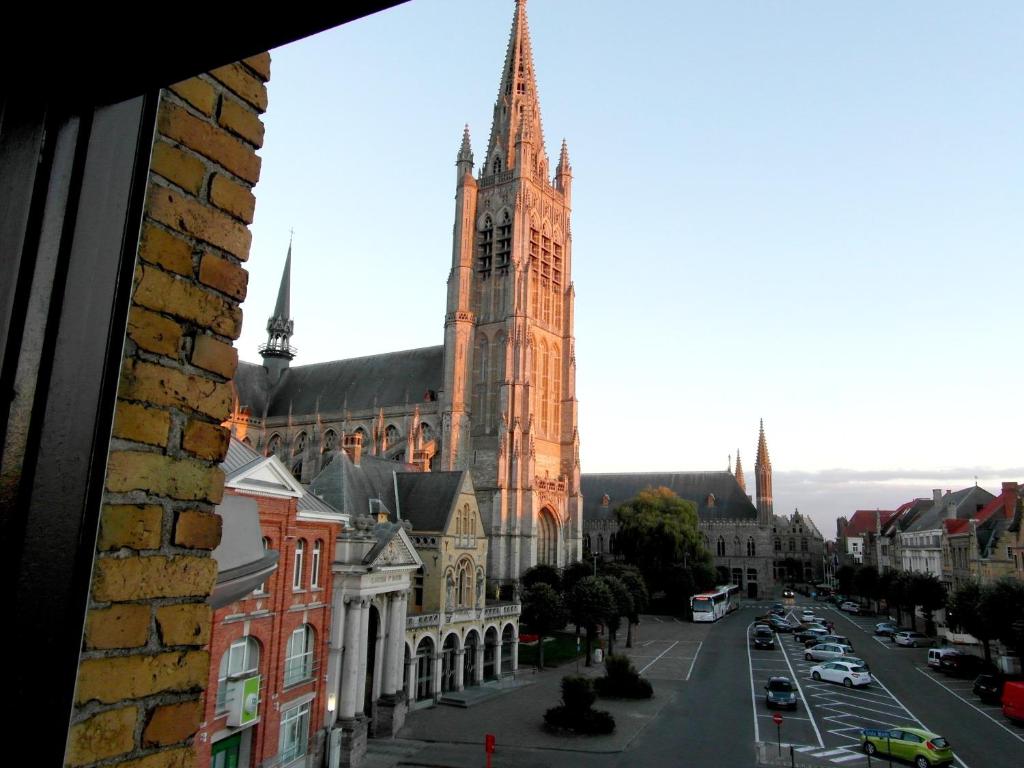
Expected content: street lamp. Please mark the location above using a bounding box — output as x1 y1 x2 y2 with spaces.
592 552 598 577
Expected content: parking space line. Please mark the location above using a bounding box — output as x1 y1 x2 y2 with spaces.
757 713 814 722
914 667 1024 744
685 640 702 680
779 627 825 748
747 623 762 743
638 640 678 674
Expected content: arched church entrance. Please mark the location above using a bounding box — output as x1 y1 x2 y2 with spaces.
415 637 434 701
501 624 515 672
484 627 499 681
537 507 558 566
364 605 380 715
463 630 480 687
440 633 458 693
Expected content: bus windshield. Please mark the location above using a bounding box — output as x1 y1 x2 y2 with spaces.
691 597 713 612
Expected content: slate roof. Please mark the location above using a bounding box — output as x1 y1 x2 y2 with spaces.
904 486 996 533
397 471 465 533
222 437 264 478
234 345 444 418
580 471 757 523
844 510 896 537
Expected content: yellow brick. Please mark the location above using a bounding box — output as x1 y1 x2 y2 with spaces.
182 420 230 462
113 401 172 447
174 508 223 549
66 706 138 766
242 52 272 81
157 103 261 185
117 746 194 768
93 555 218 602
106 451 225 504
209 63 269 112
99 504 164 551
191 334 238 378
198 253 248 301
85 604 151 649
133 265 242 339
138 222 194 276
119 359 234 421
127 305 183 357
144 700 204 747
209 173 256 224
147 183 252 264
156 603 212 647
169 77 218 116
218 98 265 148
151 141 207 196
76 651 209 705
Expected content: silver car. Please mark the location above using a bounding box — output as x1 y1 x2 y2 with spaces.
805 642 854 661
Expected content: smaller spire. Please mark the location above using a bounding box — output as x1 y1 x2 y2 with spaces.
458 124 473 162
260 236 296 375
735 449 746 493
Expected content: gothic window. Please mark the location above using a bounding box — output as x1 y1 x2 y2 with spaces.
489 332 504 430
801 538 808 552
385 424 400 446
353 427 368 447
733 537 741 556
540 340 550 434
537 508 558 566
597 534 604 554
549 344 560 434
456 557 474 608
583 533 591 552
706 494 716 508
788 539 796 552
473 336 489 428
421 422 433 443
266 433 282 457
414 566 424 608
609 532 616 555
747 538 756 557
774 538 781 552
496 210 511 277
323 429 338 453
716 537 725 557
477 216 494 285
552 240 563 328
293 432 306 456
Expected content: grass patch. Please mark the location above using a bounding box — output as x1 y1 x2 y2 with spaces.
518 631 584 668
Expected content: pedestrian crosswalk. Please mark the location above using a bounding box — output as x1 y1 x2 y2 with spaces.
791 744 864 763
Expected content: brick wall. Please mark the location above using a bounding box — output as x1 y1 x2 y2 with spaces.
66 54 271 768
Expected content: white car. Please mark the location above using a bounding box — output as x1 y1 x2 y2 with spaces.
840 601 860 613
805 642 854 661
893 631 930 648
810 660 872 688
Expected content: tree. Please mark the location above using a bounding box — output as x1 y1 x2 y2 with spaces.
522 564 562 592
568 576 616 667
981 577 1024 656
948 582 994 663
601 564 648 647
908 573 946 635
521 583 569 670
836 565 857 596
602 575 633 657
614 487 711 585
853 566 880 606
691 562 717 592
562 561 593 594
882 571 911 627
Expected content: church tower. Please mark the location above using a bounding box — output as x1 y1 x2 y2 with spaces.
440 0 581 588
754 420 773 526
259 238 295 385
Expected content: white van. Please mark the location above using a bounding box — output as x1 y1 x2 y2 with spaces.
927 647 960 669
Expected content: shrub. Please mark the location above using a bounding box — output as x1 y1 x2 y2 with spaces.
561 675 596 711
543 675 616 734
594 654 654 699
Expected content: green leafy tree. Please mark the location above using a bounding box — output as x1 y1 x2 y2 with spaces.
908 573 946 635
568 576 616 667
853 566 880 606
521 583 569 670
981 577 1024 656
601 575 633 657
522 564 562 592
562 561 593 594
691 562 717 592
948 582 994 663
610 567 649 648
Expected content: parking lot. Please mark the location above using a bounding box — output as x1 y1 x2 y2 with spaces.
617 616 705 681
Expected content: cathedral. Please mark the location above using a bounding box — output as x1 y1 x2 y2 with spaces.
229 0 582 596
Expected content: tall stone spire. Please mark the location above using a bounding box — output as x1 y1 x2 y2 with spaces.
260 236 295 383
456 124 474 180
734 449 746 493
754 419 773 526
485 0 547 176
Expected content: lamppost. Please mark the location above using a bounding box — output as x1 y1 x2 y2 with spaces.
592 552 598 577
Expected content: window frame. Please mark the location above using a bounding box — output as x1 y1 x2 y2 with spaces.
293 538 306 591
283 625 314 687
278 700 310 764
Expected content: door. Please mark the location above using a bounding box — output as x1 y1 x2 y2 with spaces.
211 733 241 768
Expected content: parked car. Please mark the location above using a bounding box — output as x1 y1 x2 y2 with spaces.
805 642 854 661
860 727 954 767
770 603 786 616
1003 681 1024 723
927 647 961 670
753 627 775 649
769 616 794 633
811 660 872 688
874 622 898 637
940 653 995 679
805 634 853 650
795 627 829 644
838 655 871 671
840 601 860 613
973 673 1005 704
765 676 799 709
894 631 931 648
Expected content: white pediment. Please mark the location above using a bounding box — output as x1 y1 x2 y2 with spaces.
369 526 423 569
226 455 304 498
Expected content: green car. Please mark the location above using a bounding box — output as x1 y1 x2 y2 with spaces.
860 727 953 767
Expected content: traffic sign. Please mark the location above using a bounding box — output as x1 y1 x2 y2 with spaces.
772 712 783 726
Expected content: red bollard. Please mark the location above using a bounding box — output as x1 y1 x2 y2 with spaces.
485 733 495 768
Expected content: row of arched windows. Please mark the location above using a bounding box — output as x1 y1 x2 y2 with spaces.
472 332 505 434
528 227 563 331
532 338 561 436
215 625 316 712
715 536 757 557
290 538 323 592
582 532 617 555
773 538 809 552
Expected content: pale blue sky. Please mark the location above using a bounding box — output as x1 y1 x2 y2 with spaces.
237 0 1024 536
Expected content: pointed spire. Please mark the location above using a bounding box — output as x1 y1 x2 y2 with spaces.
485 0 547 176
458 124 473 164
735 449 746 493
755 419 773 526
261 236 296 373
756 418 771 468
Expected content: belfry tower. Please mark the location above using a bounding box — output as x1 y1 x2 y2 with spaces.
440 0 581 588
755 420 774 526
259 239 295 385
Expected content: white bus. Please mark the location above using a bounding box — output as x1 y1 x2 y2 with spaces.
690 584 740 622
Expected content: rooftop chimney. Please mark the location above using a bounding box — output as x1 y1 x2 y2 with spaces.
933 489 943 502
342 432 363 466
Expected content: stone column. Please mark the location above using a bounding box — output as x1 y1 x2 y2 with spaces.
511 633 519 672
432 645 443 700
325 587 347 728
374 592 408 737
455 649 465 691
474 641 485 684
494 638 503 679
337 597 368 768
354 599 371 714
372 599 386 701
406 654 418 704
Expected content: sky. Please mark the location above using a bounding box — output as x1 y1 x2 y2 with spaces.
237 0 1024 538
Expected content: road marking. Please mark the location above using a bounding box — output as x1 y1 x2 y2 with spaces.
914 667 1024 744
651 616 664 623
638 640 678 674
778 627 825 748
685 640 702 680
642 640 654 647
747 622 762 743
673 617 684 624
814 748 848 757
830 752 863 763
757 713 814 722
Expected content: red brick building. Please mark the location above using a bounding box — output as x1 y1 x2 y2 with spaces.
199 439 345 768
